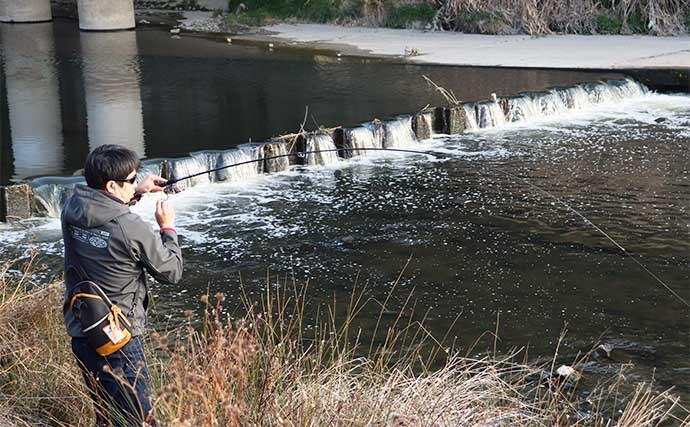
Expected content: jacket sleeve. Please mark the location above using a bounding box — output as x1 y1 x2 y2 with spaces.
121 214 184 285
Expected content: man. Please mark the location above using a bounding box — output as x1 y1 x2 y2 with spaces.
62 144 183 426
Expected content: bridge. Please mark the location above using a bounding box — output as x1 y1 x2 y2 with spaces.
0 0 135 30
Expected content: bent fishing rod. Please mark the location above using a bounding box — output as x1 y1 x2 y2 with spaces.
162 146 689 308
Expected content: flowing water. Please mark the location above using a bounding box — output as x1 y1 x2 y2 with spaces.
1 20 689 405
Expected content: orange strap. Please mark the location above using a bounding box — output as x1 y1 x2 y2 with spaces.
111 305 132 328
69 293 102 312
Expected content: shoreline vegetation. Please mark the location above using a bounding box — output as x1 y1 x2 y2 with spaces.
191 0 690 36
1 257 688 426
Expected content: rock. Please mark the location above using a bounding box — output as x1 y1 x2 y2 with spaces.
2 184 33 221
341 235 354 245
595 343 613 359
556 365 580 380
298 242 315 252
411 112 432 140
170 28 180 34
445 106 468 134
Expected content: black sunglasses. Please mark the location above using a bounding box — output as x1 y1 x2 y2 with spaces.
113 176 137 184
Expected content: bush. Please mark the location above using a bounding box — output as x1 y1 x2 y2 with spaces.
454 10 512 34
384 3 435 29
596 12 623 34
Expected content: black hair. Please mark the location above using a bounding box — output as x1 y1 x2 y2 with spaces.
84 145 141 190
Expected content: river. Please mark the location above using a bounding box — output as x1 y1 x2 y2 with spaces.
1 19 688 405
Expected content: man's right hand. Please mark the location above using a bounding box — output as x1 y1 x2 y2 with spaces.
155 199 175 229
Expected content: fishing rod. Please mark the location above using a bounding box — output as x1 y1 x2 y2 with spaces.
162 146 689 308
164 147 442 186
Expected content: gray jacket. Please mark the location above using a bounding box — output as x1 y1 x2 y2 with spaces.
62 184 183 337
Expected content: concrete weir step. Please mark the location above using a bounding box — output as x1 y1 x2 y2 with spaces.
0 78 650 222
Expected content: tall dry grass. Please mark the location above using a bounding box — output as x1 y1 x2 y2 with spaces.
424 0 686 35
0 257 688 426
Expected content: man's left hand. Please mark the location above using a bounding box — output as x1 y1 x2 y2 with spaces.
135 174 167 194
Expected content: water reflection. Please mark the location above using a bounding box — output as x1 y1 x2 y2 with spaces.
80 30 145 156
0 22 63 179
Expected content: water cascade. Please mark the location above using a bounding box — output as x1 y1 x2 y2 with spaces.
462 104 479 130
306 134 340 166
4 78 653 220
167 153 217 188
477 102 507 128
32 177 85 218
382 116 417 148
344 126 383 158
215 145 263 182
507 90 568 122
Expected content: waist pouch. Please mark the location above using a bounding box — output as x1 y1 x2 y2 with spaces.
69 281 132 356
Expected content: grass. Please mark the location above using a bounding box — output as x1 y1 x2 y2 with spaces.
384 3 435 29
1 256 688 426
223 0 689 35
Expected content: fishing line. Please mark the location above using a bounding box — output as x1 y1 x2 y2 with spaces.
164 146 689 308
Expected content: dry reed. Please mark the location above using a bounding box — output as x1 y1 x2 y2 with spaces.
0 257 687 426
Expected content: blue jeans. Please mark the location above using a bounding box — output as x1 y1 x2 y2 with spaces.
72 336 155 427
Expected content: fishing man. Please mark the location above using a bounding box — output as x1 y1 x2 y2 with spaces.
62 144 183 426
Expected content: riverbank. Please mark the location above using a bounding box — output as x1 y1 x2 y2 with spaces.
1 259 687 426
250 23 690 70
163 12 690 90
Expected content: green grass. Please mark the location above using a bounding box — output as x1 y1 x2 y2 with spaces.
596 12 623 34
228 0 341 24
384 3 435 29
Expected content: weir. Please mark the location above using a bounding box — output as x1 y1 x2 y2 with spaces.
1 78 651 221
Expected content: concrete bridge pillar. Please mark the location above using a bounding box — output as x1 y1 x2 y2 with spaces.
0 0 52 23
77 0 135 31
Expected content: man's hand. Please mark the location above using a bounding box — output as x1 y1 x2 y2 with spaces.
136 174 167 194
155 200 175 229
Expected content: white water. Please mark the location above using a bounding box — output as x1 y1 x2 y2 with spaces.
3 79 677 226
463 104 479 130
346 126 382 157
306 134 340 166
215 145 263 182
382 116 416 148
477 102 507 128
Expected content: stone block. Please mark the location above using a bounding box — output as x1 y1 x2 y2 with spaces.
445 106 467 134
412 112 432 140
2 184 33 220
263 143 290 173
